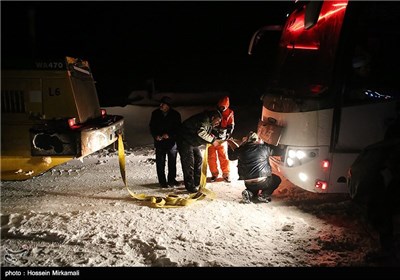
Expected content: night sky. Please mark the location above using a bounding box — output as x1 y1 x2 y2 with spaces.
1 1 292 106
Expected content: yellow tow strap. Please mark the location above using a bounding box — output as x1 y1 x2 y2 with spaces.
117 134 215 208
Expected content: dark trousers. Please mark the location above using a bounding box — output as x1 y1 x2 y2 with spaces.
155 143 178 185
177 140 202 191
245 174 281 196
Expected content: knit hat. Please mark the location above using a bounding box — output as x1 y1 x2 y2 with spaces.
160 96 172 106
217 96 230 111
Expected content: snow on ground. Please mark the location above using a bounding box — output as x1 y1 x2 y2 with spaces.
0 146 378 267
0 95 395 268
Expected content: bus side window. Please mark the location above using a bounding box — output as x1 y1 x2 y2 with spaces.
346 45 374 103
344 2 400 105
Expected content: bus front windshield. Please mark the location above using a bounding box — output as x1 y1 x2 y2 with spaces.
267 1 348 100
274 48 332 98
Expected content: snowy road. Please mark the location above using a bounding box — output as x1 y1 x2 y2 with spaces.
0 146 386 267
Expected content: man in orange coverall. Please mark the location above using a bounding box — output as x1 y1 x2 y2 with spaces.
208 96 235 183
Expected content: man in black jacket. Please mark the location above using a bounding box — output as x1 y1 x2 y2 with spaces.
177 110 222 193
227 131 282 203
149 96 182 188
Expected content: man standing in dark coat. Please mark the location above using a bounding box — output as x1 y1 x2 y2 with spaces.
177 110 222 193
149 96 182 188
227 131 282 203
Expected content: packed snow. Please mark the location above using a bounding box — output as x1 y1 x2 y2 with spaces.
0 93 396 268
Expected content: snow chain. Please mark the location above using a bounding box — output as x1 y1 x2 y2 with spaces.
117 134 215 208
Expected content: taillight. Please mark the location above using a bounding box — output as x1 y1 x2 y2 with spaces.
100 109 107 117
322 160 330 169
68 118 76 128
315 180 328 190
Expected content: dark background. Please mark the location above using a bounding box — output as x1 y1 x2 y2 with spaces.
1 1 292 106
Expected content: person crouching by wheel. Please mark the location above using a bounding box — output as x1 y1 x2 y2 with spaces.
227 131 283 203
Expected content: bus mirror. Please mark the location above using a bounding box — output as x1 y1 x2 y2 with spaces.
248 25 282 55
248 29 262 55
305 1 323 30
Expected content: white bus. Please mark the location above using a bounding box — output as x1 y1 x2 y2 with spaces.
250 0 400 193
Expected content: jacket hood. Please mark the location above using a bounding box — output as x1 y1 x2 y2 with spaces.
218 96 230 110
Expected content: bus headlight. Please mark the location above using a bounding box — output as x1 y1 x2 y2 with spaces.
285 148 319 167
287 157 295 167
